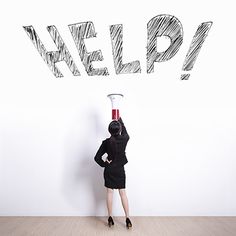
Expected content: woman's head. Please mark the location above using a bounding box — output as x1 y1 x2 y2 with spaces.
108 120 121 136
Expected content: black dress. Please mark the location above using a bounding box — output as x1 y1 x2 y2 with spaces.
94 118 129 189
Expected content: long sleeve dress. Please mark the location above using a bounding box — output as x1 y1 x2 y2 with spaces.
94 118 130 189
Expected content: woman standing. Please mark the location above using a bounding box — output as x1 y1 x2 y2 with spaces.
94 117 132 229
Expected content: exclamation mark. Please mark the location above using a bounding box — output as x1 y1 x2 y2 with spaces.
181 22 213 80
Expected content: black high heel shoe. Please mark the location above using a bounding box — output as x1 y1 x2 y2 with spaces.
108 216 114 227
126 217 132 229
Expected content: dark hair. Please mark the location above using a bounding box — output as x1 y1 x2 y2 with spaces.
108 120 121 136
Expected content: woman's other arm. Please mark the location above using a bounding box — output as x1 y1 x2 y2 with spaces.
94 141 107 167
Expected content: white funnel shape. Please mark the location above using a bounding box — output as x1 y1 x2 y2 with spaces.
107 93 124 120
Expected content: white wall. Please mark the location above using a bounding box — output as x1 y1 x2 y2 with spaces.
0 0 236 216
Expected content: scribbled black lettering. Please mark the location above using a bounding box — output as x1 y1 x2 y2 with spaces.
181 22 213 80
68 22 109 76
147 14 183 73
110 24 141 74
23 25 80 78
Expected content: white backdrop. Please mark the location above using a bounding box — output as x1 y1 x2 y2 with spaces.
0 0 236 216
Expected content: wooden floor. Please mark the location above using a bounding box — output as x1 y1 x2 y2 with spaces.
0 216 235 236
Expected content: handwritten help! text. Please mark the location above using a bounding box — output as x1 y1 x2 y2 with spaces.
23 14 212 79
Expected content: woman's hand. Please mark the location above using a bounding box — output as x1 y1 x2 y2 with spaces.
106 158 112 164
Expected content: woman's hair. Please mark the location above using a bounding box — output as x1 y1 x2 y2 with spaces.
108 120 121 136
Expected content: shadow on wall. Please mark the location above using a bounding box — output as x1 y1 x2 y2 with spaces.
61 108 107 216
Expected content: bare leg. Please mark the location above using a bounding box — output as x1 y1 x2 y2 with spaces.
118 188 130 218
106 188 114 216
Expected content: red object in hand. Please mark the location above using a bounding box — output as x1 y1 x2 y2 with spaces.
107 93 123 120
112 109 120 120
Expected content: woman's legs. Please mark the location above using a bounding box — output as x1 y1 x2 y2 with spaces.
106 188 114 216
118 188 130 218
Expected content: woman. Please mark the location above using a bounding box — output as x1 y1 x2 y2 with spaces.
94 117 132 229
